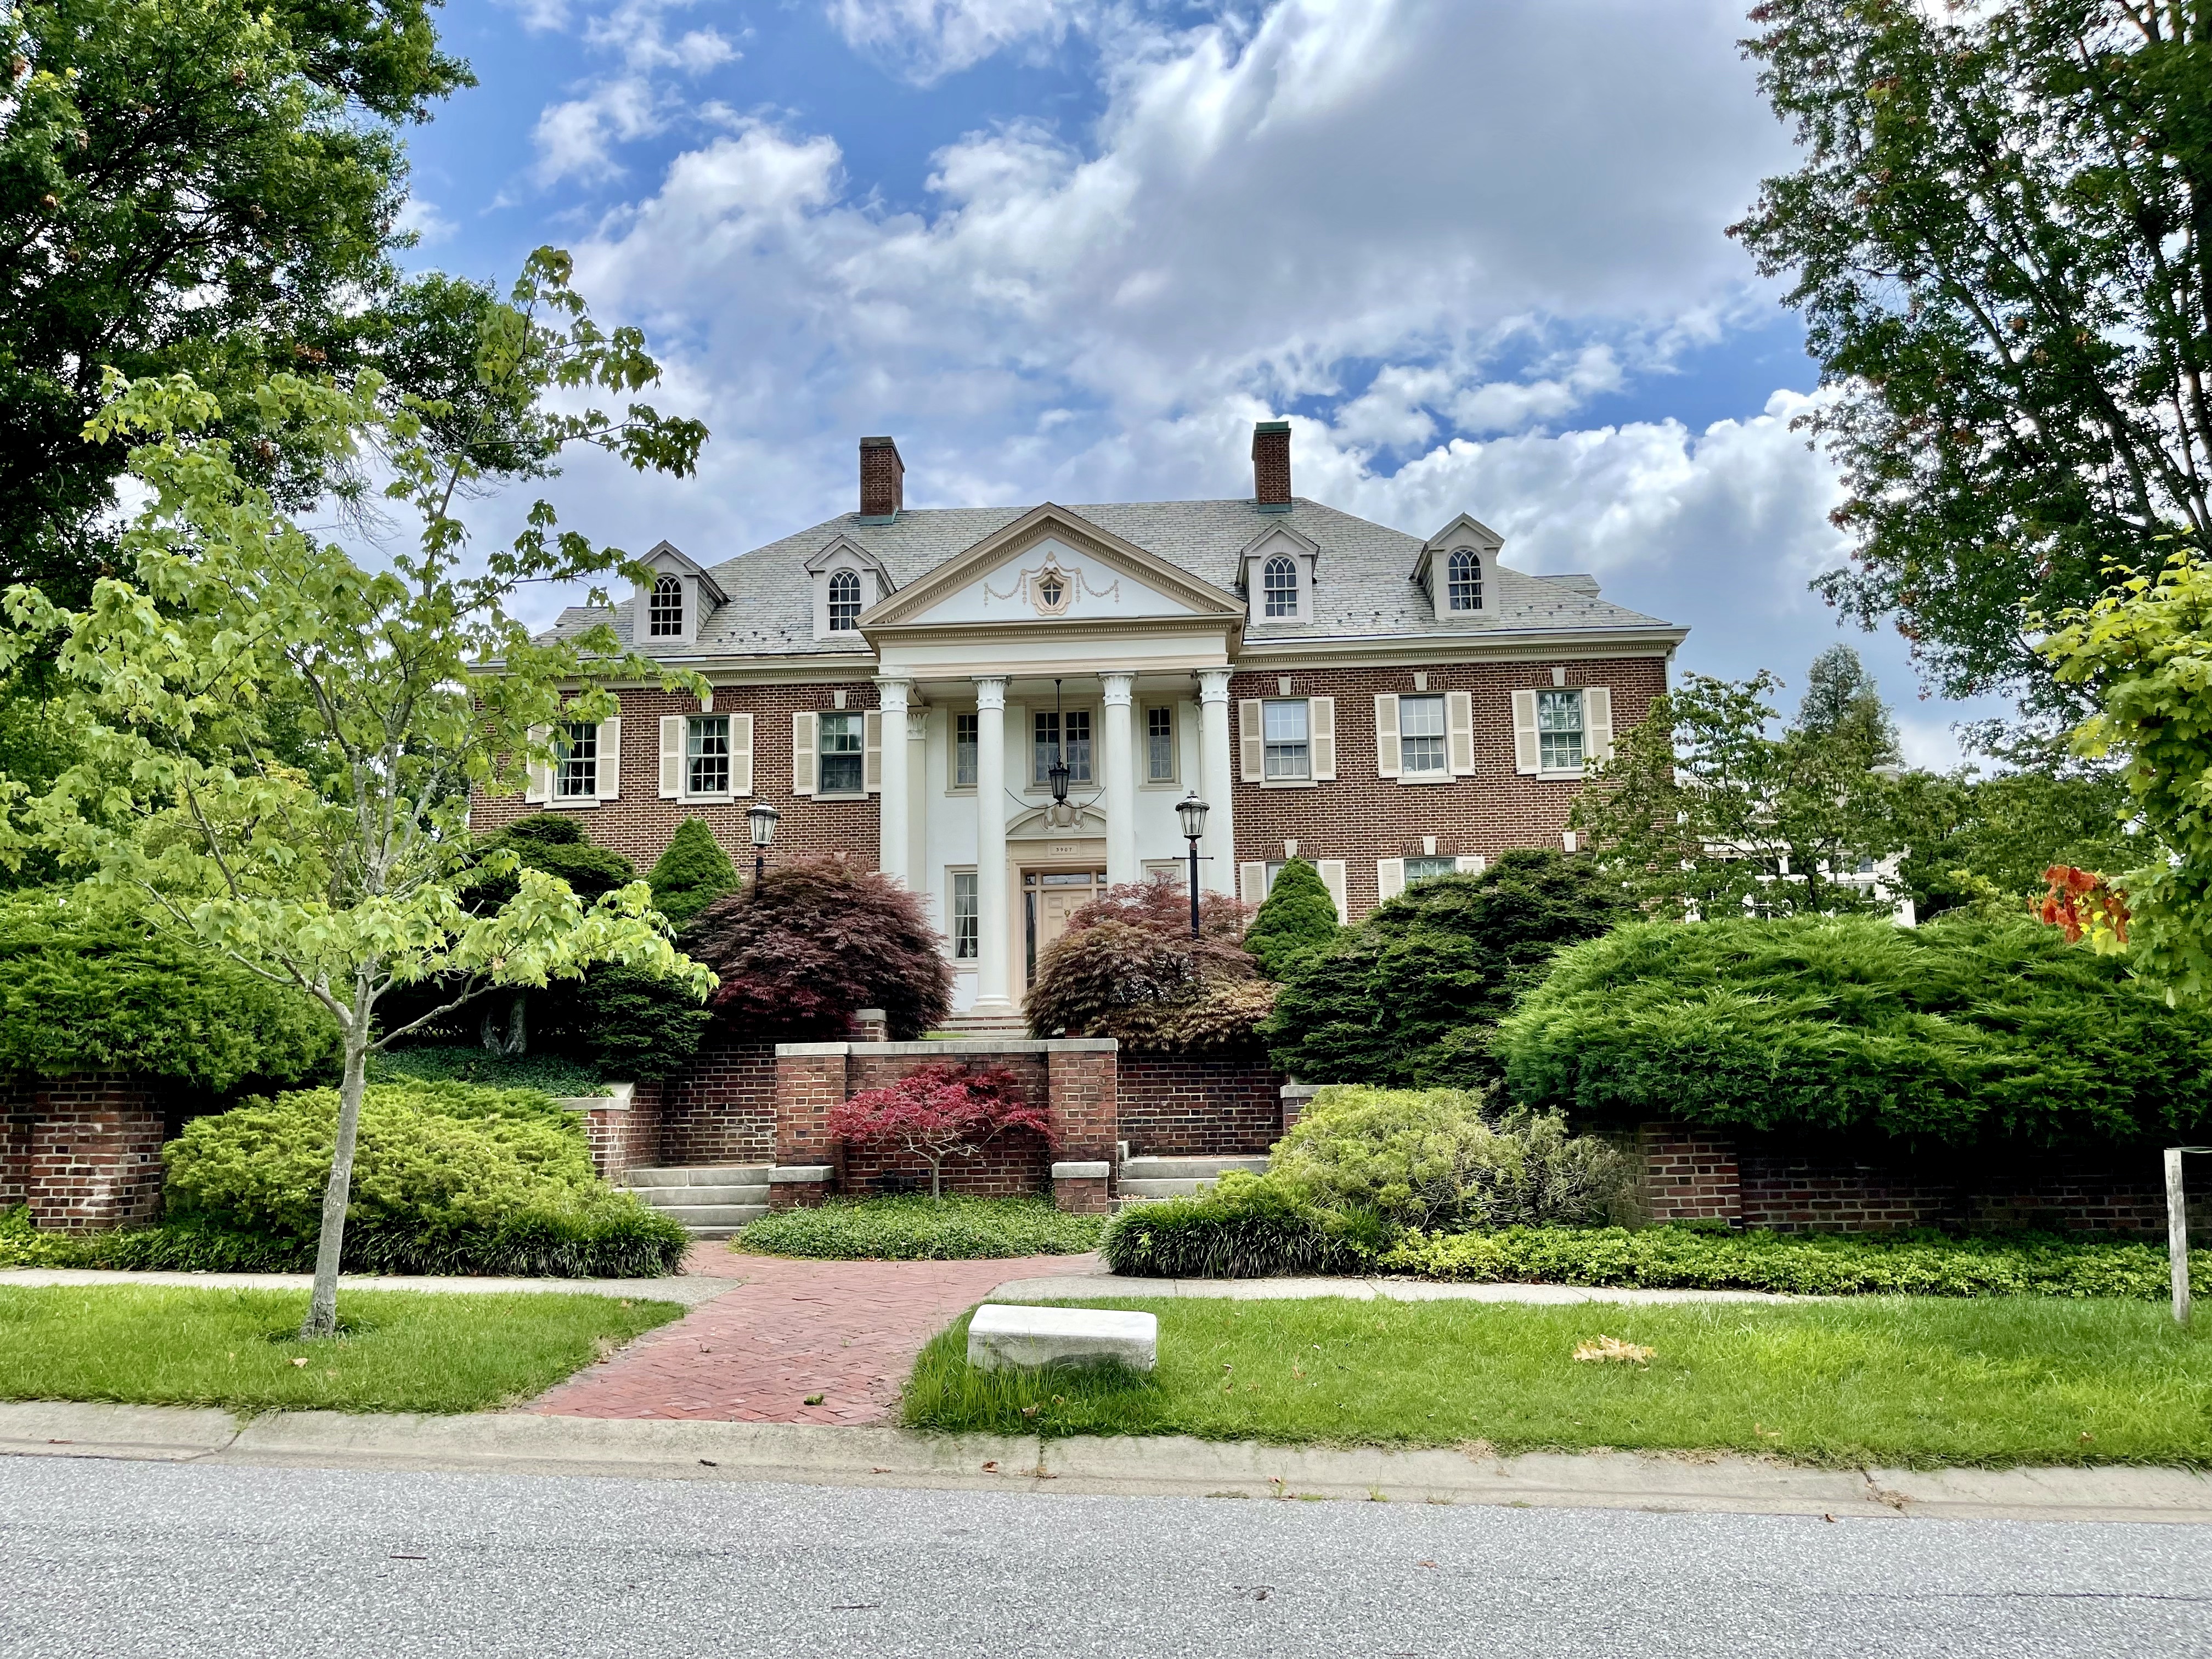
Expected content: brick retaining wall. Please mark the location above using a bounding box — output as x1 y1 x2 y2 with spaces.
1118 1053 1283 1156
657 1036 776 1167
1 1075 166 1231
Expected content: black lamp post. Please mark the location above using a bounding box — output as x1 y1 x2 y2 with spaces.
1047 678 1070 805
747 801 780 889
1176 792 1209 938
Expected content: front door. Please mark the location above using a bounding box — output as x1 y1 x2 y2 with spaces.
1024 868 1107 985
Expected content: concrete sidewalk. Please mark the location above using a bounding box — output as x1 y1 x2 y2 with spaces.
0 1267 733 1306
3 1400 2208 1524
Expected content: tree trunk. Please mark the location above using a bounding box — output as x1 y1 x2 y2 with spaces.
302 995 371 1340
929 1159 942 1200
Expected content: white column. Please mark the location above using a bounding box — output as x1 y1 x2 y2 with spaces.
1101 672 1137 888
875 676 912 886
1197 668 1236 896
906 707 929 898
972 676 1014 1017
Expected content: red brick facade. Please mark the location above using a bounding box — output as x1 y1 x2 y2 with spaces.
656 1036 777 1167
1 1076 167 1232
1119 1054 1283 1156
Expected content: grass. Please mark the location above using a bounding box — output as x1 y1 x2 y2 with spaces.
734 1194 1107 1261
903 1295 2212 1468
0 1285 684 1413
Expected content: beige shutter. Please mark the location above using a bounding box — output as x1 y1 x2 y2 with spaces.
1454 854 1487 876
1447 690 1475 776
1316 857 1348 924
1373 693 1401 778
863 709 884 793
792 711 817 796
1376 858 1406 902
1238 699 1263 782
659 716 684 799
524 724 551 804
1309 697 1335 781
1511 689 1541 775
1239 862 1267 906
729 713 754 797
596 718 621 799
1583 686 1613 766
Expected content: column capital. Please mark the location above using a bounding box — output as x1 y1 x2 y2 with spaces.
905 708 929 742
1099 672 1135 708
973 676 1007 711
873 674 913 712
1197 668 1233 703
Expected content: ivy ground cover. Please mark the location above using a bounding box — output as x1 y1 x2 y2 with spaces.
905 1295 2212 1468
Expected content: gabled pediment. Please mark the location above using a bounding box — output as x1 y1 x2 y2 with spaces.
804 534 895 594
640 539 729 606
859 504 1244 633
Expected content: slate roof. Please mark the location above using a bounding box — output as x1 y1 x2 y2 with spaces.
544 496 1679 657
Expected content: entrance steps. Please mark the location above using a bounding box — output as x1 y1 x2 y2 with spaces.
1115 1154 1269 1203
938 1009 1031 1038
622 1165 771 1238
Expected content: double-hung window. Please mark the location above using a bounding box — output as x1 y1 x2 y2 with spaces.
819 710 864 794
1398 695 1447 777
1537 690 1585 772
686 715 730 796
1146 706 1175 782
1446 549 1481 612
1262 699 1310 781
555 721 599 799
951 872 979 960
648 574 684 637
827 571 863 633
1032 710 1092 787
1404 855 1457 888
1262 556 1299 618
952 712 979 789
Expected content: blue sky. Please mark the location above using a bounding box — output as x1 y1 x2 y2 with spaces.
397 0 2008 764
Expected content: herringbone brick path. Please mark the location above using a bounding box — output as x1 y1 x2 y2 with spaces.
527 1245 1098 1424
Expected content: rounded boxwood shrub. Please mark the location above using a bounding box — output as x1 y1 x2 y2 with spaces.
1497 912 2212 1149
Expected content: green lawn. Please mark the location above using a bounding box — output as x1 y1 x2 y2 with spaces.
0 1286 684 1413
905 1295 2212 1468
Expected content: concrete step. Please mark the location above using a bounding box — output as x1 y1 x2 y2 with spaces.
1119 1155 1269 1182
623 1165 773 1189
648 1203 769 1230
939 1012 1030 1036
626 1182 768 1208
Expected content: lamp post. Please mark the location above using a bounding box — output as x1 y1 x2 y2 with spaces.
1176 792 1209 938
1047 678 1070 806
747 801 780 890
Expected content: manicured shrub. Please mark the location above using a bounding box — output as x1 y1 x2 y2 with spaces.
464 814 638 906
830 1064 1048 1198
1271 1086 1629 1231
686 856 952 1040
1244 856 1341 978
0 891 337 1090
1377 1224 2197 1299
370 1045 606 1097
1266 850 1628 1087
1099 1171 1367 1278
647 817 740 928
1024 873 1266 1050
734 1195 1105 1261
1497 912 2212 1149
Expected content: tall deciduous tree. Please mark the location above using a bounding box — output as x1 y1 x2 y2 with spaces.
1733 0 2212 721
0 250 714 1337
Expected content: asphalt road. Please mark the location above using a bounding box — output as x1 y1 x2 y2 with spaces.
4 1457 2210 1658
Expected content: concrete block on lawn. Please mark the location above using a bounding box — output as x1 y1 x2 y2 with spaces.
967 1304 1156 1373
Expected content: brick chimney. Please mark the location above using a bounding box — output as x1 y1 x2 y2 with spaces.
860 436 904 521
1251 420 1291 513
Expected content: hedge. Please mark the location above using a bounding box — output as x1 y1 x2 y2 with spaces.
1497 912 2212 1148
735 1195 1105 1261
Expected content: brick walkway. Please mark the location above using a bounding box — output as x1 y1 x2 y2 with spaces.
527 1245 1099 1424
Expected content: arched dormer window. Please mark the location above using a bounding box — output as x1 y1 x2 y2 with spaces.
648 574 684 637
1447 548 1482 612
827 569 864 633
1262 555 1299 618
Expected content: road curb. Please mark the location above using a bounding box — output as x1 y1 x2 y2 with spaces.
4 1401 2209 1521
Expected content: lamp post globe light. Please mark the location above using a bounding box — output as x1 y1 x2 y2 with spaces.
746 801 780 889
1176 793 1208 938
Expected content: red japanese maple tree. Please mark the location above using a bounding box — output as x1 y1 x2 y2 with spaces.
828 1063 1051 1199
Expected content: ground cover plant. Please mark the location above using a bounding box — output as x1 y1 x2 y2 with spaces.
1497 912 2212 1147
733 1195 1105 1261
369 1046 606 1097
0 1285 681 1413
904 1296 2212 1466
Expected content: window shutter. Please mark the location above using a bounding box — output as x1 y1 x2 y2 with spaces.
1583 686 1613 765
659 716 684 799
1511 689 1540 775
1376 858 1406 902
1454 854 1487 876
1238 862 1266 906
1373 694 1401 778
863 709 884 793
1310 697 1335 781
792 711 817 796
596 719 621 800
524 724 550 804
1446 690 1475 776
729 713 754 797
1238 699 1263 782
1317 857 1348 924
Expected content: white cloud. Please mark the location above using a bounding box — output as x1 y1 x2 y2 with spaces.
395 196 456 247
531 0 739 184
823 0 1084 81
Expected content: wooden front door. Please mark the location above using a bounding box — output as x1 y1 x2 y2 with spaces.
1024 868 1107 986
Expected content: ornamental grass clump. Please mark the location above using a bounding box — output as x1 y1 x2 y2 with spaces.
829 1064 1051 1199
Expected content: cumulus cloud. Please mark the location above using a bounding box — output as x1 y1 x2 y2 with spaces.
531 0 739 184
822 0 1085 81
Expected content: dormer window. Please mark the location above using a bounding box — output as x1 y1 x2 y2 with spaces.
1263 556 1299 618
648 574 684 637
828 569 863 633
1447 549 1481 612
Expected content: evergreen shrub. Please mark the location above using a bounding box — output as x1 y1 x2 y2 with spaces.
1244 856 1340 978
647 817 740 928
1497 912 2212 1148
1099 1171 1363 1278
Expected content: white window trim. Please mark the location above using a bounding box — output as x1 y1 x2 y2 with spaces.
1140 703 1181 788
661 711 753 802
1025 703 1101 793
946 865 980 962
1512 686 1612 779
947 708 980 795
812 562 883 642
548 717 620 808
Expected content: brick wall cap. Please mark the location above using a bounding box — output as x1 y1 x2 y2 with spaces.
769 1165 837 1182
1281 1082 1322 1101
853 1008 887 1021
1051 1161 1111 1180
